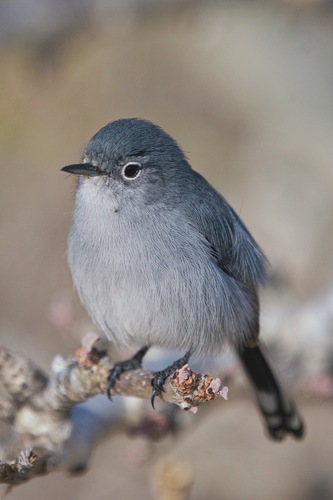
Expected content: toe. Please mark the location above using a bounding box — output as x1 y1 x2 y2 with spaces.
150 372 167 409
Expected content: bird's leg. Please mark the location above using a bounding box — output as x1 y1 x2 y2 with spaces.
107 345 149 399
151 351 191 409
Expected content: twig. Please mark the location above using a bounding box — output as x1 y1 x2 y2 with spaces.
0 338 228 486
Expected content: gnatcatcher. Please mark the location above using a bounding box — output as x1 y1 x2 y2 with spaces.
62 118 304 440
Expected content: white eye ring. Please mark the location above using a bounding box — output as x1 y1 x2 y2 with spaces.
121 162 142 180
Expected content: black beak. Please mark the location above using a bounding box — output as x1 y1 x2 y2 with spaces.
61 163 102 177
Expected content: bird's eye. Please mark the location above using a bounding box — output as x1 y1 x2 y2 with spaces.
121 162 142 180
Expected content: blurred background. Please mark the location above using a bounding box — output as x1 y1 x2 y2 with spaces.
1 0 333 498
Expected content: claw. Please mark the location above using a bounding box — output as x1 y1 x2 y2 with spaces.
150 374 166 409
106 346 149 400
150 385 163 410
150 352 191 409
107 363 126 399
151 392 156 410
107 369 119 400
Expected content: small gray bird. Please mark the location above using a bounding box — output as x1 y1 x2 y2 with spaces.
62 118 304 440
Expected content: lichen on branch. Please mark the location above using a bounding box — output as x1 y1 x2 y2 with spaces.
0 337 228 486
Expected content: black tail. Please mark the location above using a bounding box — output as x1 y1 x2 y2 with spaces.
238 344 304 441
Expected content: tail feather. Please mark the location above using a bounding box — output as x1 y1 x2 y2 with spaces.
238 344 304 441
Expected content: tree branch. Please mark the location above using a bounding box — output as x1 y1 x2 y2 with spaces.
0 337 228 486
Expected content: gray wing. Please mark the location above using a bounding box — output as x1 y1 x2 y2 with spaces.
184 171 268 290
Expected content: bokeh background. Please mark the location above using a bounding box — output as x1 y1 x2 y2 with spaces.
1 0 333 498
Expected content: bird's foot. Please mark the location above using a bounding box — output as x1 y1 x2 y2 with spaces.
151 351 190 409
107 345 148 400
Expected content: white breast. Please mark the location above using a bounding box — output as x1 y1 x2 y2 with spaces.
68 178 257 354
